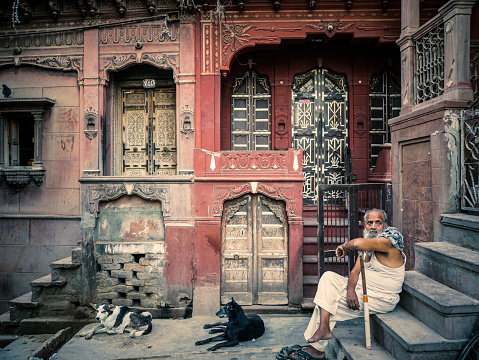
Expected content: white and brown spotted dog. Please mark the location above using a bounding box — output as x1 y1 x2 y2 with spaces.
79 303 152 339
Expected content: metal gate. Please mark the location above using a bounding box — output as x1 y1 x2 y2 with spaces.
221 194 288 305
292 68 349 205
317 183 392 277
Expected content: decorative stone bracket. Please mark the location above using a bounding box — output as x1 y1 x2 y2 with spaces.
1 168 46 191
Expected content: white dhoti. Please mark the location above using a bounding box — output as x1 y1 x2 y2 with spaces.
305 251 405 351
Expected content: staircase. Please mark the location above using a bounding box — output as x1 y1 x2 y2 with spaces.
0 246 91 347
302 205 350 306
330 240 479 360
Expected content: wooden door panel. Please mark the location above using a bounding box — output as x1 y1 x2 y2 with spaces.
221 196 253 305
121 88 176 176
153 88 176 175
221 195 288 306
257 196 288 304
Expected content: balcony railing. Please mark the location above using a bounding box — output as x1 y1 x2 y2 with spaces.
414 16 445 105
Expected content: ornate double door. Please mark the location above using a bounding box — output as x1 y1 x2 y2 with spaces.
221 194 288 305
292 69 349 204
121 87 176 176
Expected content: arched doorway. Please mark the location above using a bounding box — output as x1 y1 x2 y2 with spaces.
110 65 177 176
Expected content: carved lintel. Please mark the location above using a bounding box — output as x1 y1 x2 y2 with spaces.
87 183 171 218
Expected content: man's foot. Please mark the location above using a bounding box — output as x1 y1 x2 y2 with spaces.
306 327 333 343
289 346 326 359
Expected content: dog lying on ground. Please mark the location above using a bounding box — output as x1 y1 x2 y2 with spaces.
195 297 265 351
79 303 152 339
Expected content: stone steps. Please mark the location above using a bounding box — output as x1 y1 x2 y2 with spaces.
371 306 466 360
399 270 479 340
415 242 479 300
8 293 39 322
329 243 479 359
329 327 395 360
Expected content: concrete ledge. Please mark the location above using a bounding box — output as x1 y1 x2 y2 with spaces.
400 271 479 339
328 327 394 360
372 307 466 359
440 214 479 232
402 271 479 314
51 257 80 269
30 327 74 359
30 275 66 287
415 242 479 299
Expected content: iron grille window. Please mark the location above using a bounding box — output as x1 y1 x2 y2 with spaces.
231 70 271 151
471 44 479 104
369 69 400 169
414 22 445 104
461 113 479 212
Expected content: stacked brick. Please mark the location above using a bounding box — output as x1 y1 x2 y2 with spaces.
96 252 166 308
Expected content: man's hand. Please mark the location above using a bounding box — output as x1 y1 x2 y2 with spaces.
336 244 348 259
346 288 360 311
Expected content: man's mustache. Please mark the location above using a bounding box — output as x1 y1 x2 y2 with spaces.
364 229 379 238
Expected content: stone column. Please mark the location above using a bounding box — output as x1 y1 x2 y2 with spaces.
440 0 475 101
177 15 196 174
81 28 102 177
32 111 45 167
397 0 420 113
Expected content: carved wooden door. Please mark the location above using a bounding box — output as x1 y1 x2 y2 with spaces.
292 69 349 204
221 194 288 305
121 88 176 176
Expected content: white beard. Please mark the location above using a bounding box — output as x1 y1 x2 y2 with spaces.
363 229 379 238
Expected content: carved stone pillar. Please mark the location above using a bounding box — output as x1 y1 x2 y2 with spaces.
81 28 102 177
177 15 196 174
32 111 45 167
397 0 419 113
440 0 475 101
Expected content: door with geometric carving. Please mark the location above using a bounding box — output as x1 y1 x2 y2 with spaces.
291 69 349 204
221 194 288 305
121 87 176 176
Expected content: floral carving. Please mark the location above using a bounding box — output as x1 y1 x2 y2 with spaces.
220 152 287 171
141 53 178 70
87 183 171 218
213 183 297 218
307 21 354 38
222 24 278 56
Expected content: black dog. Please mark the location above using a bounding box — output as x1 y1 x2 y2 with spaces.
195 298 265 351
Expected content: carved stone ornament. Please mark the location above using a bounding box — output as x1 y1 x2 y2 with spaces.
212 183 297 218
0 56 84 84
100 53 179 83
87 183 171 218
307 21 354 38
180 105 194 138
84 106 98 140
3 168 46 191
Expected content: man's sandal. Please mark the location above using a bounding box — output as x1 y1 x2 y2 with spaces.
276 344 302 360
288 349 327 360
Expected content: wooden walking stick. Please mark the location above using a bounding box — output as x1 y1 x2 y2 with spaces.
358 251 372 350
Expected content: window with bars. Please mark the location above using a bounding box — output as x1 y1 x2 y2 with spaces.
369 69 401 169
231 70 271 151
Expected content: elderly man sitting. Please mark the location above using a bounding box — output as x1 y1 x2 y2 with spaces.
279 208 405 360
